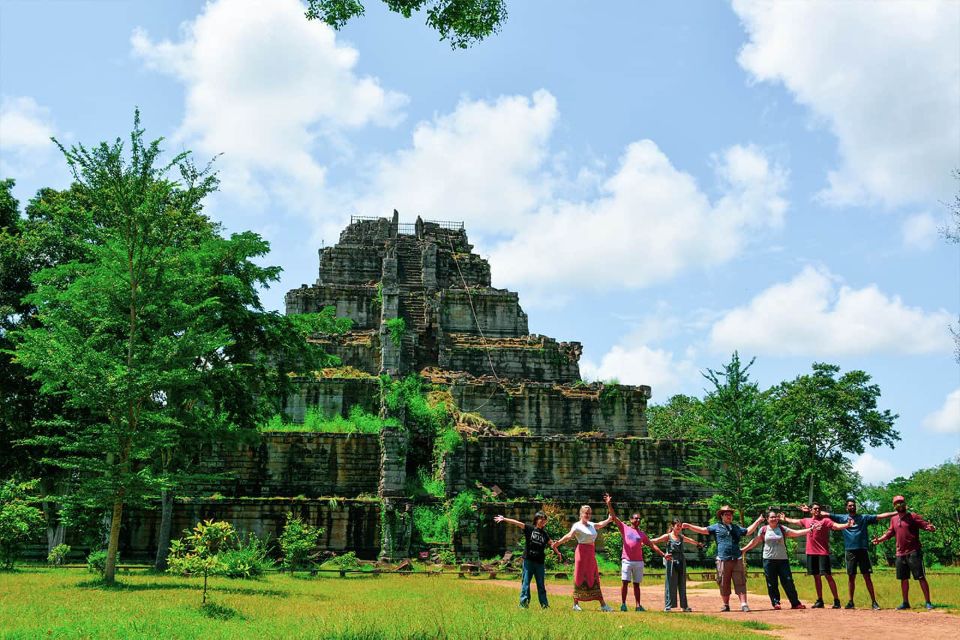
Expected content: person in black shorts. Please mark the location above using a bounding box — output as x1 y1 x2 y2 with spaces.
819 498 895 609
494 511 561 608
872 496 937 610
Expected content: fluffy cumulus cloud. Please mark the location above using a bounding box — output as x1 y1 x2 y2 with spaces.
0 96 58 176
852 452 898 484
131 0 405 213
733 0 960 207
709 265 953 356
355 90 558 234
923 388 960 434
488 141 788 292
580 334 698 400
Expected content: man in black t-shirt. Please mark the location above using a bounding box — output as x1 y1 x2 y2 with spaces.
495 511 562 608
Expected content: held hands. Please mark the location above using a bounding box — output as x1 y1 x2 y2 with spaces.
697 542 705 550
799 504 811 513
871 536 881 545
664 553 672 561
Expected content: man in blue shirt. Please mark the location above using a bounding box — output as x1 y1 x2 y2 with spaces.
683 506 763 612
819 497 895 610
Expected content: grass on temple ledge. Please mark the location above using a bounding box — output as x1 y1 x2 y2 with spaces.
1 568 778 640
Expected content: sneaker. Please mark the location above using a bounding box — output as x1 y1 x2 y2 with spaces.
791 604 806 610
741 604 750 612
871 601 881 610
845 601 855 610
519 603 528 609
600 605 613 612
925 602 934 610
635 606 645 612
620 604 627 612
572 604 583 611
664 606 671 612
721 604 730 612
896 602 910 610
832 600 842 609
812 599 825 609
773 604 781 610
683 607 693 612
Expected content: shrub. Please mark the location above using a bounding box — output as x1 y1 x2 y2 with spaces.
602 528 623 563
417 469 445 498
385 317 406 348
412 505 450 544
322 550 360 570
220 533 273 579
0 479 45 570
87 549 109 575
47 544 71 566
168 519 236 604
279 513 323 573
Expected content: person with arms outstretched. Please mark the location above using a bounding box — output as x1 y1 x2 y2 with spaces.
493 511 562 609
782 502 852 608
604 493 671 611
872 495 937 610
682 506 764 612
651 517 704 612
552 503 615 611
740 510 819 610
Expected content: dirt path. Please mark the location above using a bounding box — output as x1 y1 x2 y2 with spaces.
481 579 957 639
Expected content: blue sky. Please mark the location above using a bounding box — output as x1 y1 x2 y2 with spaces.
1 0 958 483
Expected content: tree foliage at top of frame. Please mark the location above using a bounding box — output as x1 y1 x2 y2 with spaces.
305 0 507 49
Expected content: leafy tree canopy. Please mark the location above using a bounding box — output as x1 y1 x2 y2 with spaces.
305 0 507 48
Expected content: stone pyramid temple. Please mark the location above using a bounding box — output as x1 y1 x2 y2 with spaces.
121 213 712 561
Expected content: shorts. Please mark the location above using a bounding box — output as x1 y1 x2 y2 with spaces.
806 554 832 575
845 549 872 575
895 551 925 581
621 559 644 583
716 558 747 597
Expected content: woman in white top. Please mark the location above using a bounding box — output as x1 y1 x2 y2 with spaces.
740 510 818 610
552 504 614 611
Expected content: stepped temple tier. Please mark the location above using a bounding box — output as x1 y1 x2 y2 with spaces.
119 213 713 561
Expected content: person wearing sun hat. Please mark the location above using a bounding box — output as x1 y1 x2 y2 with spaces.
872 495 937 610
682 506 764 612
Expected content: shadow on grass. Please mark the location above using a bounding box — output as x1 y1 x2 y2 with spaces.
75 578 291 598
200 602 242 621
739 620 775 631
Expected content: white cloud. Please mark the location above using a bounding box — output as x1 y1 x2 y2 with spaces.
923 388 960 434
580 333 698 400
488 141 787 292
733 0 960 207
132 0 405 219
853 452 898 484
355 90 558 234
901 212 939 251
0 96 58 176
709 265 953 356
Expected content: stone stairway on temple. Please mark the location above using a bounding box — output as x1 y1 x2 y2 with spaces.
396 240 425 373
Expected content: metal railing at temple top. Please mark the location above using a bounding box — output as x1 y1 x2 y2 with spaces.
349 215 464 232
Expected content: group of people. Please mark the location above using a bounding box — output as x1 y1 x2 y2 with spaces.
493 494 937 613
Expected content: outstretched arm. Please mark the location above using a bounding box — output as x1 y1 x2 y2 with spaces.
872 521 894 545
603 493 623 526
596 516 614 530
554 527 576 547
779 512 804 526
493 515 525 529
682 535 704 548
650 533 670 544
740 534 762 554
875 511 897 520
783 525 815 538
746 514 765 536
646 540 671 561
682 522 710 536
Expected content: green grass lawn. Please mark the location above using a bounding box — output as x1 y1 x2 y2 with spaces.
0 569 774 640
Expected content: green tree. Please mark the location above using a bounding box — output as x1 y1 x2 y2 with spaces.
647 394 707 440
0 479 45 569
11 113 243 584
678 353 777 524
167 519 235 604
306 0 507 48
768 363 899 505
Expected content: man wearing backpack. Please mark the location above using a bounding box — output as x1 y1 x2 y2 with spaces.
872 496 937 610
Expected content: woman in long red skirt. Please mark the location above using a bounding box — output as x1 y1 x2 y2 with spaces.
553 504 615 611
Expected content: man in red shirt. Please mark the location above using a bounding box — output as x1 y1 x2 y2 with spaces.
783 502 852 608
872 495 937 610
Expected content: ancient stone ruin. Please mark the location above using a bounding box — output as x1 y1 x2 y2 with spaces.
120 213 713 561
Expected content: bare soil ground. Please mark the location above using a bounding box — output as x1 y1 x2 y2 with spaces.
484 579 958 639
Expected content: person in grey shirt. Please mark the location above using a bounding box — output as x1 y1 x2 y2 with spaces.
741 510 819 610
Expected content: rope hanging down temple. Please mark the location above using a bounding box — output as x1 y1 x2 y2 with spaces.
446 238 501 412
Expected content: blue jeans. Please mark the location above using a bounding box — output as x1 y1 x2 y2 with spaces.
520 558 548 608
